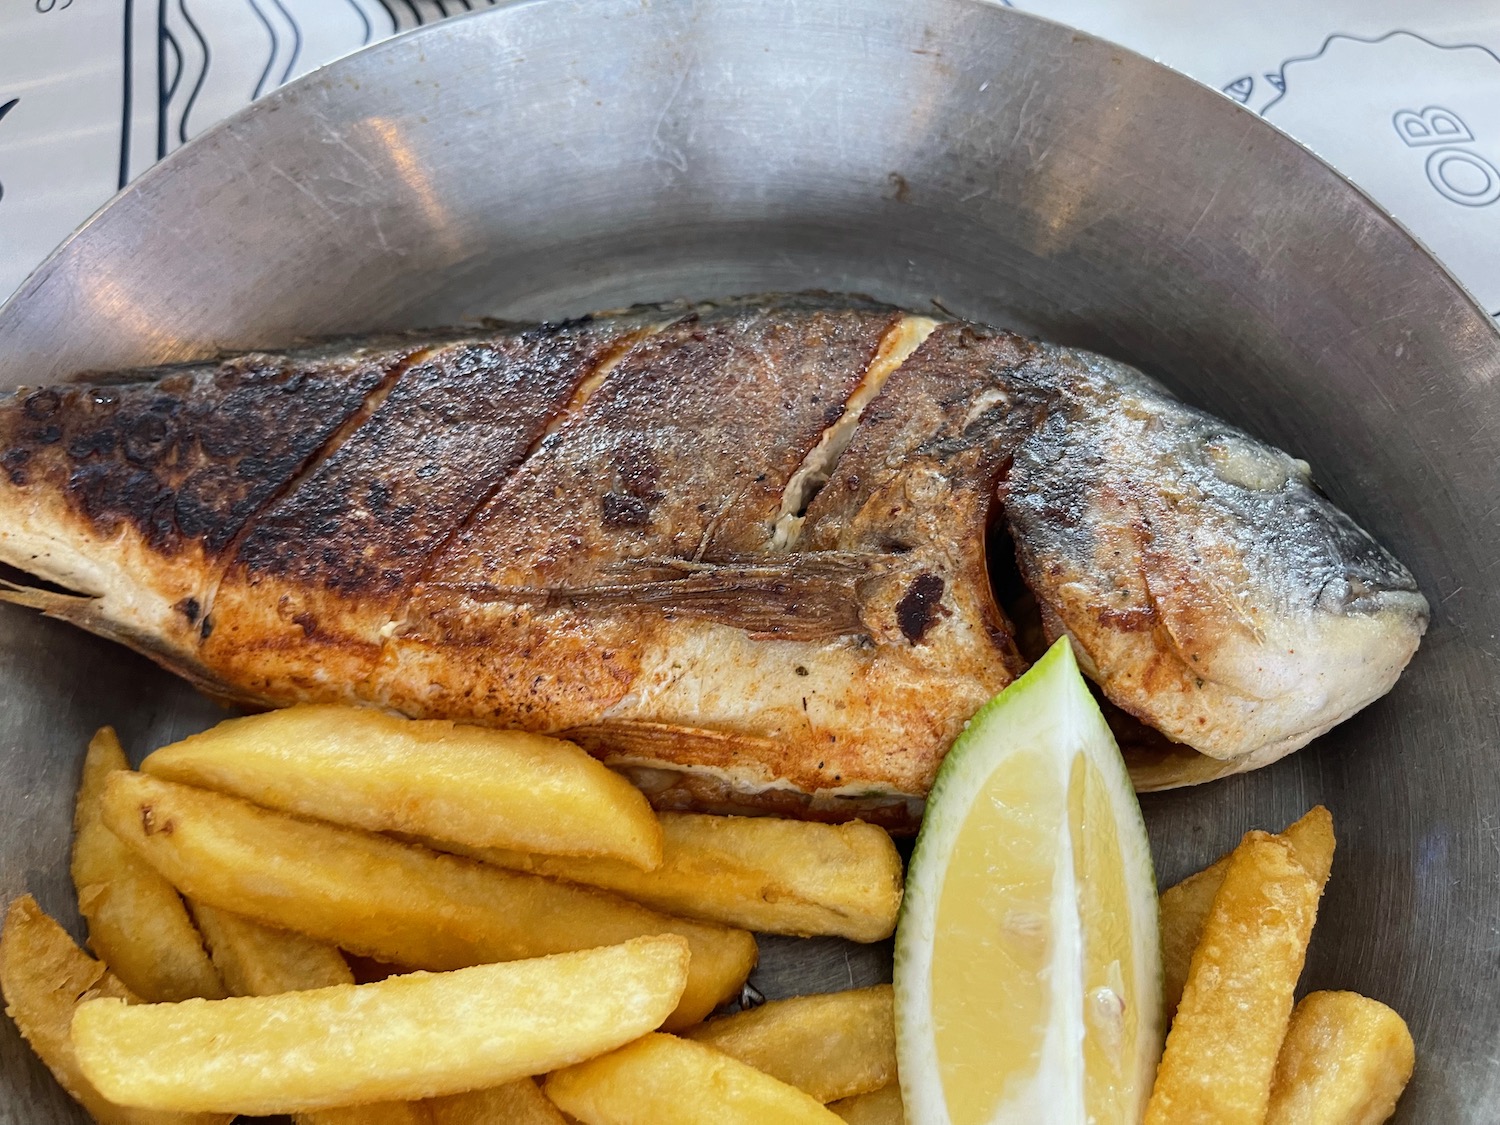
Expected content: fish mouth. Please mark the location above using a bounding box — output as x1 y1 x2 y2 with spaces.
1305 499 1428 619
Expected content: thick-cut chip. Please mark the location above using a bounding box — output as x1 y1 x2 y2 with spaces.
141 704 662 869
1159 806 1334 1015
100 771 754 1027
70 728 225 1003
426 1079 568 1124
73 935 690 1115
829 1084 906 1125
545 1033 844 1124
188 903 426 1125
1265 991 1415 1125
457 812 902 941
1145 832 1325 1125
681 985 896 1101
0 895 230 1125
189 903 354 998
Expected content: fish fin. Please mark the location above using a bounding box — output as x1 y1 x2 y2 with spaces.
0 579 107 625
0 579 258 708
426 553 896 642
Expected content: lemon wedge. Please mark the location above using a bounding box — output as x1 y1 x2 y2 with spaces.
894 637 1162 1125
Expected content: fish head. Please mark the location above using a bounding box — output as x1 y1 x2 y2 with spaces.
1004 350 1429 780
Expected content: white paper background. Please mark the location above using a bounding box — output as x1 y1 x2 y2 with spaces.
1 0 1497 317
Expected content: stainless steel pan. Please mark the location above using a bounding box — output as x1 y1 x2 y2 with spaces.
2 1 1496 1119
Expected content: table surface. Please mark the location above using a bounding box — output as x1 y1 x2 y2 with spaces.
1 0 1497 319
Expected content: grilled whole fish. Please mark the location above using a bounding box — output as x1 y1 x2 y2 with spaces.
0 295 1427 827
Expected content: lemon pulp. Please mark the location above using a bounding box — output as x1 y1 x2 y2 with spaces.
931 747 1062 1123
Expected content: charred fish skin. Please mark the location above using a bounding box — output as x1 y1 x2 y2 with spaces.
0 334 439 696
0 296 1428 823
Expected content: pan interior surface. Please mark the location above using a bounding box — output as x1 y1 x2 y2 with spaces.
0 2 1496 1121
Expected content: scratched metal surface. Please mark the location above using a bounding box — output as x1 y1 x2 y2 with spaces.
0 1 1497 1120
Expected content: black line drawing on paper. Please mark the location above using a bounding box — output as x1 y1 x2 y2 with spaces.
372 0 401 34
1394 107 1474 147
156 0 179 160
1421 147 1499 207
176 0 211 146
119 0 134 188
246 0 282 100
1222 76 1253 104
1389 105 1498 208
1263 30 1500 114
247 0 302 99
267 0 303 87
345 0 374 45
112 0 509 190
0 98 18 203
35 0 74 11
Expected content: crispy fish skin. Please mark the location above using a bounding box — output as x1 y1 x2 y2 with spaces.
0 296 1427 824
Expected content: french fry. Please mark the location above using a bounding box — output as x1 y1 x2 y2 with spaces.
188 903 426 1125
425 1079 569 1125
0 895 229 1125
72 935 690 1115
70 728 225 1002
1144 832 1325 1125
1160 806 1334 1015
456 812 903 941
828 1084 906 1125
100 771 755 1027
544 1033 844 1124
141 704 661 869
189 902 354 997
1265 991 1415 1125
681 985 896 1102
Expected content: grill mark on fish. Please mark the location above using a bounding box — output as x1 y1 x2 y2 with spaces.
0 344 412 561
200 317 668 700
193 343 435 625
414 301 898 600
379 316 673 644
523 319 675 457
770 314 939 550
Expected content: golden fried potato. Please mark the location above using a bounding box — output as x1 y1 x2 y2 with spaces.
189 902 353 997
71 728 224 1002
462 812 902 941
1266 991 1415 1125
426 1079 568 1124
1159 806 1334 1015
187 903 426 1125
545 1033 844 1124
142 704 661 869
100 771 754 1027
73 935 690 1115
1145 832 1325 1125
0 895 229 1125
681 986 895 1102
829 1084 906 1125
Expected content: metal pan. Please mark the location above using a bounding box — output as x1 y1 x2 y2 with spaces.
1 1 1496 1119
